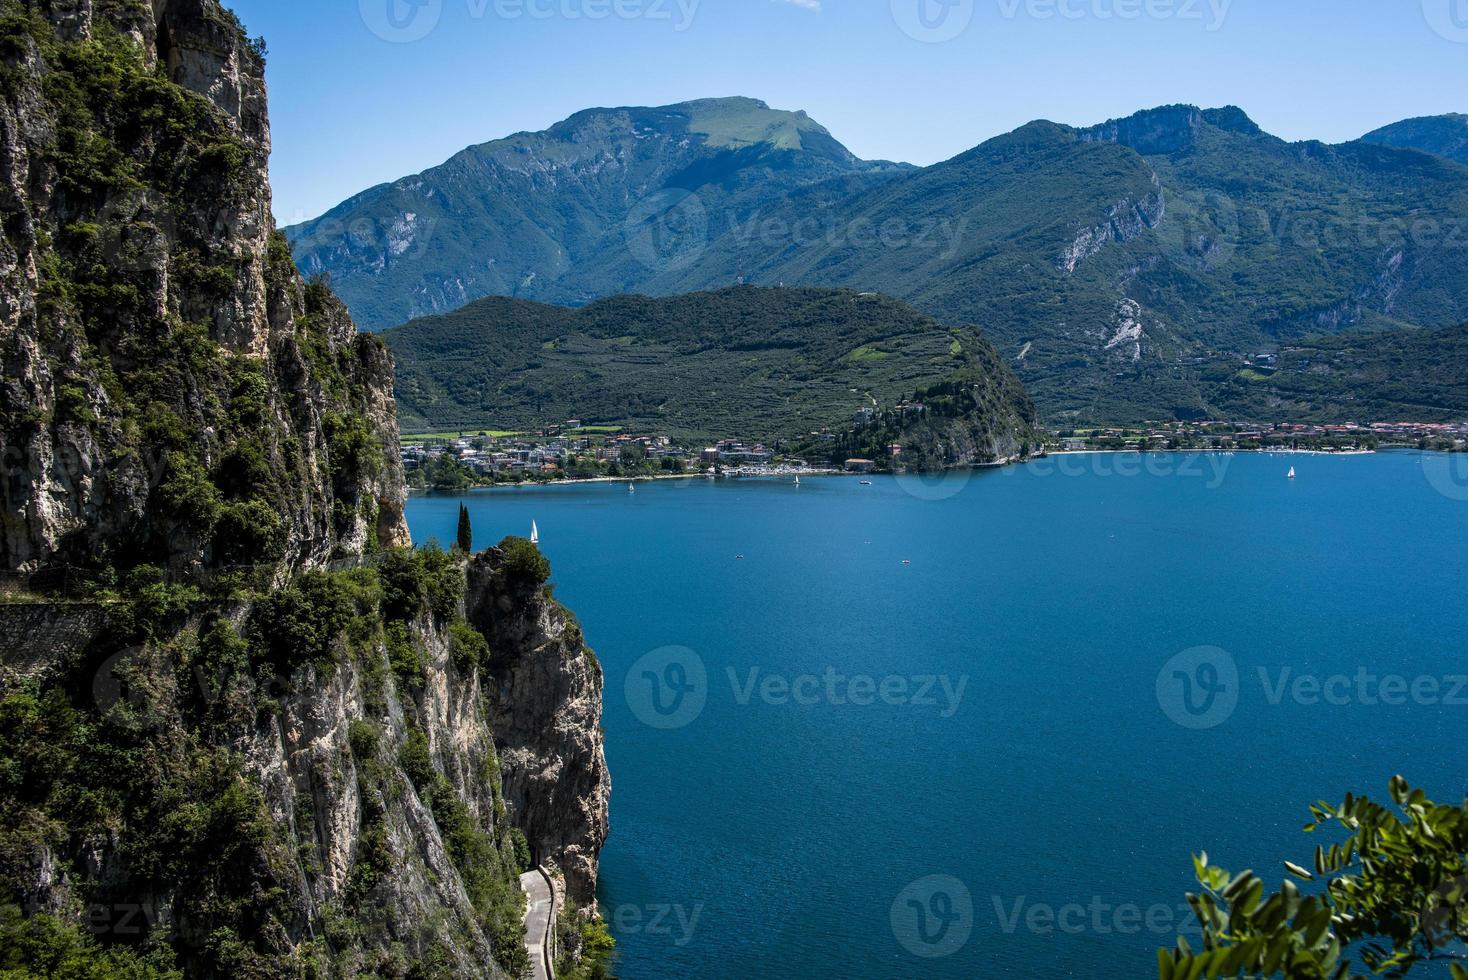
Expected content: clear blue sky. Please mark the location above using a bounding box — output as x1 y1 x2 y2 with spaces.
227 0 1468 224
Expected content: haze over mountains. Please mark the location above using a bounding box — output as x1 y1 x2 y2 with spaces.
288 99 1468 423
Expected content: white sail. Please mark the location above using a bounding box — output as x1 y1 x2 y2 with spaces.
1287 467 1297 480
531 521 539 544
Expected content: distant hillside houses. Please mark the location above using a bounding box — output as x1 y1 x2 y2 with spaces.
401 428 700 478
700 440 773 465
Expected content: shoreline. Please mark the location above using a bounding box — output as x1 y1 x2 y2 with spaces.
1042 447 1378 458
406 445 1456 495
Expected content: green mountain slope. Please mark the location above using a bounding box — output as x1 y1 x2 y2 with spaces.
285 98 908 330
383 286 1038 459
1206 323 1468 422
1361 114 1468 166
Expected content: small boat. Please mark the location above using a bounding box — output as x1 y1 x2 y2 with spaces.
530 521 540 545
1287 467 1297 480
901 560 912 566
860 481 873 486
794 476 801 487
628 483 636 493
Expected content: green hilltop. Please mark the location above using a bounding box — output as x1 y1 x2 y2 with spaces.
383 285 1037 459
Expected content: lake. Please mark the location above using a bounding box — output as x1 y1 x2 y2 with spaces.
406 451 1468 979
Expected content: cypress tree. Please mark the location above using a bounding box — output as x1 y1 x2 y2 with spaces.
456 504 472 553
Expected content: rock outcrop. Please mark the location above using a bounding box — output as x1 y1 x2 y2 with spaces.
466 549 611 906
1056 180 1165 274
0 0 408 577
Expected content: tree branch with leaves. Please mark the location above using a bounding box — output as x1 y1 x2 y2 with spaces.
1161 777 1468 979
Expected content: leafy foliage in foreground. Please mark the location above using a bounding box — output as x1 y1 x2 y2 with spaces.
1162 777 1468 978
555 900 617 980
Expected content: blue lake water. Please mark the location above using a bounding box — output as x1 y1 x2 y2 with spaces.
406 451 1468 979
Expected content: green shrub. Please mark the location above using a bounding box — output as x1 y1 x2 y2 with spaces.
248 571 357 671
53 382 95 424
498 537 550 587
448 620 489 675
0 906 183 978
214 439 274 501
324 411 383 494
510 828 531 875
385 621 426 691
420 546 464 620
212 499 285 567
154 451 223 532
347 721 380 761
398 729 434 792
379 547 463 623
555 901 617 980
379 550 424 623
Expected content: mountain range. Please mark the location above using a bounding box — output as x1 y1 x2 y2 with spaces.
288 100 1468 423
287 98 907 330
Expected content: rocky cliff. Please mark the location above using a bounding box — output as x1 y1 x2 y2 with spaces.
0 0 409 577
0 3 610 978
466 549 610 906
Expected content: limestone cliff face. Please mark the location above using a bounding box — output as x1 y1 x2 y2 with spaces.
466 549 611 906
0 4 608 978
4 591 522 979
0 0 408 577
1055 179 1165 274
237 597 517 980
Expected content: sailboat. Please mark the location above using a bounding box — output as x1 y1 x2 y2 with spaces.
794 476 800 487
628 483 636 494
1287 467 1297 480
530 521 539 545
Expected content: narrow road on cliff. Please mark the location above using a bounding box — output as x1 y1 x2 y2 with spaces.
520 868 554 980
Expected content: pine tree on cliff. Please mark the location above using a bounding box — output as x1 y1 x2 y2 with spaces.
457 504 473 553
